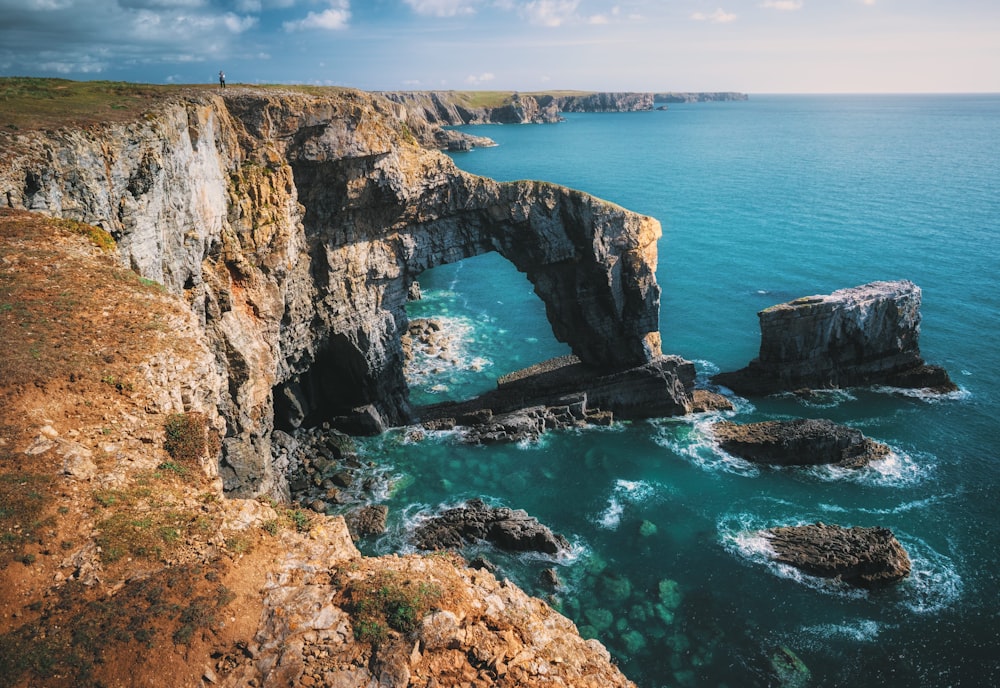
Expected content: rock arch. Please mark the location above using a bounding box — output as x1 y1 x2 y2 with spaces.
275 145 664 432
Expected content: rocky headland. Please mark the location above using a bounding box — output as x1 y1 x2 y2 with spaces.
713 280 957 395
1 85 673 499
0 84 665 687
378 90 749 148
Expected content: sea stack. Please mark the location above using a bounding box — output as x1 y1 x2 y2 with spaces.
713 281 956 395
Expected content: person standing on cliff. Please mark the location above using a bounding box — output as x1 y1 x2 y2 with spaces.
219 70 226 88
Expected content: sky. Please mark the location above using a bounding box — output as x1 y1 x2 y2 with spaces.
1 0 998 93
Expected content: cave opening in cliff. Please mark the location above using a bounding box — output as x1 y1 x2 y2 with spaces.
404 251 572 409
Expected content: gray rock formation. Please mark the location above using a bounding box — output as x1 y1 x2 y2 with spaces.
0 87 667 497
713 281 956 395
711 418 890 468
413 498 570 554
652 92 749 103
762 523 911 588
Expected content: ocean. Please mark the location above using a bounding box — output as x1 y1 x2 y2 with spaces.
356 95 1000 687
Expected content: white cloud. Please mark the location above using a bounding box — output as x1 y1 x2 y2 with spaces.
403 0 479 16
466 71 495 85
587 14 609 25
691 8 737 23
761 0 802 9
520 0 580 27
223 13 258 32
284 1 351 31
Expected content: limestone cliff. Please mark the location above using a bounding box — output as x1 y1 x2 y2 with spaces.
1 86 665 498
713 281 956 395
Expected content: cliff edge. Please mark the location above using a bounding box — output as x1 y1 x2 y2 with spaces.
1 86 664 499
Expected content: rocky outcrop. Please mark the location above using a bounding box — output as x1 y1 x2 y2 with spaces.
761 523 911 588
713 281 956 395
418 354 728 444
712 418 890 468
0 87 664 498
414 498 571 555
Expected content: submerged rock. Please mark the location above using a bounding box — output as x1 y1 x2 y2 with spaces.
713 281 956 395
413 498 570 554
762 522 911 588
711 418 891 468
768 646 812 688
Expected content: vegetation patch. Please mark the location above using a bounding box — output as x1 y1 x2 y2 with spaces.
338 569 443 646
0 472 53 568
52 218 115 252
0 564 234 685
92 477 216 564
163 411 218 465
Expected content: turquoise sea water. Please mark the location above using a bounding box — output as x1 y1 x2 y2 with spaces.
358 96 1000 687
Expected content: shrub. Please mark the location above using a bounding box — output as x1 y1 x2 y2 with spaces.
163 412 217 464
341 570 443 646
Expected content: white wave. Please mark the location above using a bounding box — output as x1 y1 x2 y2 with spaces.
718 513 963 610
798 619 883 643
652 416 761 477
894 534 963 614
594 479 659 531
871 384 971 403
803 448 932 487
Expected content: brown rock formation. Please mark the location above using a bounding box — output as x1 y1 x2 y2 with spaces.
762 523 912 588
713 281 956 395
712 418 891 468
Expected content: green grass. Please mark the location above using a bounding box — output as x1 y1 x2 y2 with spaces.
339 569 443 646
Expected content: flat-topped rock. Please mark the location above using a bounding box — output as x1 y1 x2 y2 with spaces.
713 281 956 395
762 523 911 588
712 418 890 468
413 498 570 555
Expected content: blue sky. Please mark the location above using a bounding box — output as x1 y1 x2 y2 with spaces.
1 1 997 93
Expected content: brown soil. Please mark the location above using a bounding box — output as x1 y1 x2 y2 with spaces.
0 209 306 686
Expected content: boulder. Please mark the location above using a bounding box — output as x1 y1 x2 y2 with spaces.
713 281 956 395
413 498 570 555
762 522 911 588
711 418 890 468
344 505 389 540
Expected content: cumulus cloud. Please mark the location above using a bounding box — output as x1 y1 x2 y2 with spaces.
403 0 479 16
691 8 737 23
465 71 495 85
283 1 351 31
519 0 580 27
760 0 802 9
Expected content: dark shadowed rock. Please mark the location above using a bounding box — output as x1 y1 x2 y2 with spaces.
762 522 911 588
711 418 890 468
344 504 389 540
713 281 956 396
414 499 570 554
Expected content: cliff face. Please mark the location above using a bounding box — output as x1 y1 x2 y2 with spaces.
0 87 663 498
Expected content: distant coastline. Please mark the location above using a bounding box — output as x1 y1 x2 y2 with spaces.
378 89 748 127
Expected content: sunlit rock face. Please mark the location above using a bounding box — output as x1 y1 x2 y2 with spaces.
713 280 956 395
1 88 664 497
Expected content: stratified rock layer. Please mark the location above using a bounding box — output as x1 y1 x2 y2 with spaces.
1 87 664 497
713 281 956 395
712 418 891 468
762 523 911 588
414 499 570 555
